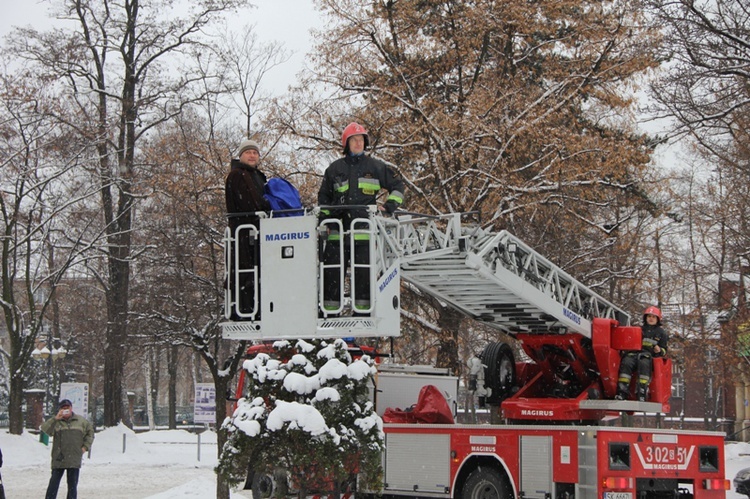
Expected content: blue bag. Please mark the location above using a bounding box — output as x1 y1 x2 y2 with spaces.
263 177 303 217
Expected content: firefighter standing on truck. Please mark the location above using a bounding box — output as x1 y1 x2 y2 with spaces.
616 306 668 401
318 122 404 314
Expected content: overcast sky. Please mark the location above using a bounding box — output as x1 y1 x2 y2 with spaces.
0 0 685 166
0 0 323 91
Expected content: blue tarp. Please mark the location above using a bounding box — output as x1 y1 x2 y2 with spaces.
264 177 303 216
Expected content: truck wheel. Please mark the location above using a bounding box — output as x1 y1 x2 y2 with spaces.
251 473 275 499
462 467 510 499
482 342 516 405
251 470 288 499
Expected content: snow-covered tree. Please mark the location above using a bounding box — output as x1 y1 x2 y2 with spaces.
273 0 664 372
7 0 251 428
218 339 384 497
0 67 102 434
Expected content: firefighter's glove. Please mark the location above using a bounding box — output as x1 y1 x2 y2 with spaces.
383 201 398 215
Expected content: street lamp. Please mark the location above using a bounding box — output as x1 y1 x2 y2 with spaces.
51 346 67 360
32 336 70 415
33 345 51 359
31 338 68 361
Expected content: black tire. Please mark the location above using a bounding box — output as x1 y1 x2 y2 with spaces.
462 467 511 499
482 342 516 405
252 470 288 499
251 472 275 499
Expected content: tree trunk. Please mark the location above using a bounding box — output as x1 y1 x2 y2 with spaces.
435 307 462 375
215 373 230 450
103 324 124 427
216 479 230 499
151 345 161 427
704 373 714 430
145 349 155 431
168 344 178 429
215 371 231 499
102 217 131 426
214 342 246 499
9 368 26 435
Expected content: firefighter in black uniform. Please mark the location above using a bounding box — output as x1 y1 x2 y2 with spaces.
616 306 668 401
318 122 404 314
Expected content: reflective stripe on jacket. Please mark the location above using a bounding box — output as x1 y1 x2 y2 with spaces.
318 153 404 226
641 324 668 356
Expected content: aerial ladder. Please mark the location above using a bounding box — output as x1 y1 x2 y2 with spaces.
222 208 672 421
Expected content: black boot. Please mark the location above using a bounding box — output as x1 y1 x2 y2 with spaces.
615 382 629 400
636 384 648 402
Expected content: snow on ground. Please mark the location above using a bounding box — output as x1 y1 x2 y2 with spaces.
0 424 251 498
2 424 750 498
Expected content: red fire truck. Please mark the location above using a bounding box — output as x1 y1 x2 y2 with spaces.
223 209 730 499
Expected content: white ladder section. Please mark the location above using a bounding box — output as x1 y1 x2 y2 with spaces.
221 211 629 340
387 212 630 338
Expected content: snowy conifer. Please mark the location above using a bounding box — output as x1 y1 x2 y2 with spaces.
218 338 384 497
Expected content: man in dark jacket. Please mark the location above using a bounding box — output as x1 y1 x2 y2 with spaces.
616 306 668 401
0 443 5 499
225 139 272 319
41 399 94 499
318 122 404 314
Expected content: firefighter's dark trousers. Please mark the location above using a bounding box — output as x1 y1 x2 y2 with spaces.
231 236 259 318
617 351 652 400
322 238 370 313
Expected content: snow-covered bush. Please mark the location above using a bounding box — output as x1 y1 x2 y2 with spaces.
217 338 384 496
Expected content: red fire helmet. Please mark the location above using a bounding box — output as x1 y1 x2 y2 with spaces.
643 305 662 320
341 122 369 151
